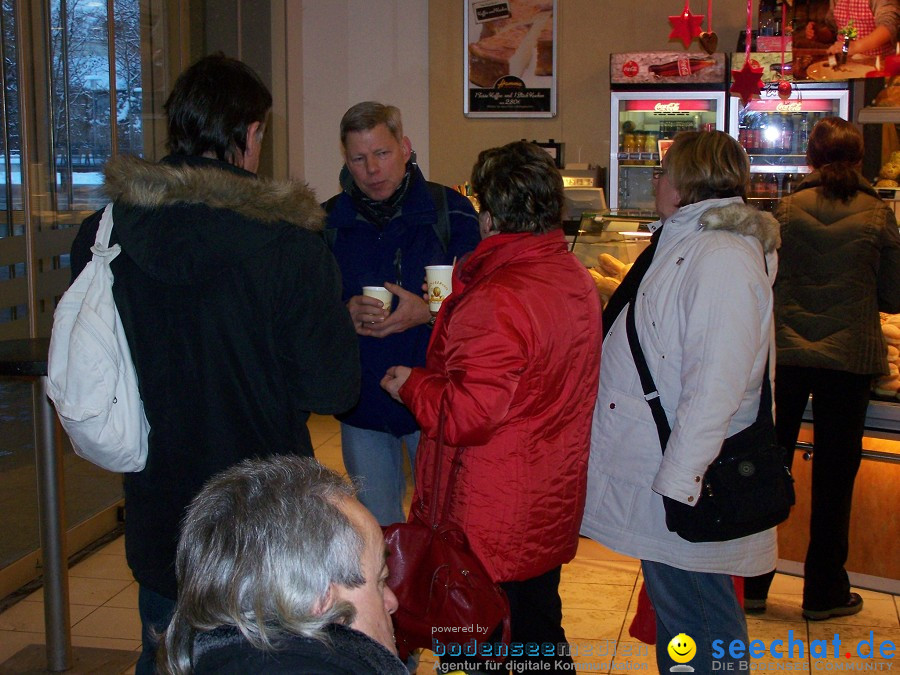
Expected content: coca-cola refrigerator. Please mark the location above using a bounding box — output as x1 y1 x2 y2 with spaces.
609 52 729 214
728 81 849 212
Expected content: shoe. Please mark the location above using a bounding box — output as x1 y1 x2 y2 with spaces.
744 597 767 615
802 593 863 621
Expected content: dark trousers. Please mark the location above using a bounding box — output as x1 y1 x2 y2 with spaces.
443 565 573 673
136 585 176 675
744 365 871 611
500 565 573 670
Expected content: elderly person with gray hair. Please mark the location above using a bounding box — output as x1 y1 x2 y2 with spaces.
158 456 404 675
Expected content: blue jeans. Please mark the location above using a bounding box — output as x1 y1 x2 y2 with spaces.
340 423 419 526
136 585 176 675
642 560 749 674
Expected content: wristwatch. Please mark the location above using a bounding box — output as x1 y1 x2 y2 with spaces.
427 315 437 328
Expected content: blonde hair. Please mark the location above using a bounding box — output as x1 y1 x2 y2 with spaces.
665 130 749 206
340 101 403 147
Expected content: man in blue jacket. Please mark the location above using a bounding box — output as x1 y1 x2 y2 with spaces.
324 101 480 525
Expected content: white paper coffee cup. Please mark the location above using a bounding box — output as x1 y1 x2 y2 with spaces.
425 265 454 314
362 286 393 312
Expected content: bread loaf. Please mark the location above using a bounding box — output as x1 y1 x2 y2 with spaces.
597 253 628 280
588 268 620 304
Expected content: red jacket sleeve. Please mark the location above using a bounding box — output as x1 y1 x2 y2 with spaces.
398 286 529 447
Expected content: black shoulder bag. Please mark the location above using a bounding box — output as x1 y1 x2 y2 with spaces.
623 278 795 543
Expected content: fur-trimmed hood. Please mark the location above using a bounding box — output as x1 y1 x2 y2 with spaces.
100 154 327 284
698 201 781 253
104 154 324 230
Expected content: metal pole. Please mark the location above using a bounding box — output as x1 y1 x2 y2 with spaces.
33 376 72 672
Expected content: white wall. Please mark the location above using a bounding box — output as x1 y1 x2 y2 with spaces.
299 0 430 200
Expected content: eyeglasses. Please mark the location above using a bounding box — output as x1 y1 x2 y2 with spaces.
652 166 666 180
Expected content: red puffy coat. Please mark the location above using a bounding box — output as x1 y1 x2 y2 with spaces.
399 229 601 582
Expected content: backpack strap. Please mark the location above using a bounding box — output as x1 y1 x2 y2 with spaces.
425 181 450 254
92 203 119 261
321 195 341 249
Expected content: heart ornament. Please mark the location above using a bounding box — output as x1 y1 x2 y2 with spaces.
698 31 718 54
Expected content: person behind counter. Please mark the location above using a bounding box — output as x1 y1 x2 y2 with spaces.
805 0 900 57
744 117 900 620
580 130 781 672
381 141 601 671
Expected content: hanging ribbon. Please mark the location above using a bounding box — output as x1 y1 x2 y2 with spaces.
730 0 764 105
778 1 793 98
699 0 719 54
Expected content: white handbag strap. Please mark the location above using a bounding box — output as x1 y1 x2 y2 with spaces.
90 203 119 261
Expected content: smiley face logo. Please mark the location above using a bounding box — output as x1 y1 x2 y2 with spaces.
667 633 697 664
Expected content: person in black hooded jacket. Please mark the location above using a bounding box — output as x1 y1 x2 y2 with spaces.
69 54 360 674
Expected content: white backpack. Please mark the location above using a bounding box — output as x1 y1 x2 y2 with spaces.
46 202 150 472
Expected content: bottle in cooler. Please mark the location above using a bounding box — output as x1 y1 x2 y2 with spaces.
783 173 795 195
780 114 793 153
750 173 764 198
764 114 778 152
766 173 780 199
799 117 809 153
748 115 760 153
739 114 751 150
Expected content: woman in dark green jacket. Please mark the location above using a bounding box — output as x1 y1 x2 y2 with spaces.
745 117 900 620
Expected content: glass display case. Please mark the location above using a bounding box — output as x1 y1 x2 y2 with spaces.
610 91 726 213
729 83 850 211
567 211 653 269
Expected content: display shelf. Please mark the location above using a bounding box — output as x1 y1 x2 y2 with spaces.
803 397 900 454
857 106 900 124
748 163 809 174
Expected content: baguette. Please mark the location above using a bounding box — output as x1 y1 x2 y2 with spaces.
597 253 628 280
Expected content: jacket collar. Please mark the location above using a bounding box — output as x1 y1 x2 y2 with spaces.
663 197 781 253
103 154 325 231
330 163 436 228
192 623 407 674
455 229 568 292
794 169 880 200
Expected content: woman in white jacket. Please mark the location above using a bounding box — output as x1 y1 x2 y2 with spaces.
581 131 781 673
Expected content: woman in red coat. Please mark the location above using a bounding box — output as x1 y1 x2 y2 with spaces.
381 141 602 670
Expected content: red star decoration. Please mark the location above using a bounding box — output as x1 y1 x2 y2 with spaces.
730 60 764 105
669 2 705 49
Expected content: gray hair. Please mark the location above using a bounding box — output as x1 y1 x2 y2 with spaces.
340 101 404 147
159 456 365 675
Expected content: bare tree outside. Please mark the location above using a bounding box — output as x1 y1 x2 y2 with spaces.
48 0 142 209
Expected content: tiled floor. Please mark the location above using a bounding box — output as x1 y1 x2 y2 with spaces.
1 414 898 673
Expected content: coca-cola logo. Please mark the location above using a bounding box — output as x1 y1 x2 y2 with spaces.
623 60 639 77
776 102 802 112
654 102 681 112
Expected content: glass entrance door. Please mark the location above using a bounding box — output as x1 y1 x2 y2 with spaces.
0 0 155 596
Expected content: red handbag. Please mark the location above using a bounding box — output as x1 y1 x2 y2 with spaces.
628 577 745 644
382 414 511 662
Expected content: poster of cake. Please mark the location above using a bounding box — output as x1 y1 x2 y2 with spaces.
464 0 557 117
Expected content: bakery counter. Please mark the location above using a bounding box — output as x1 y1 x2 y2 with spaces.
566 214 653 306
774 398 900 594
